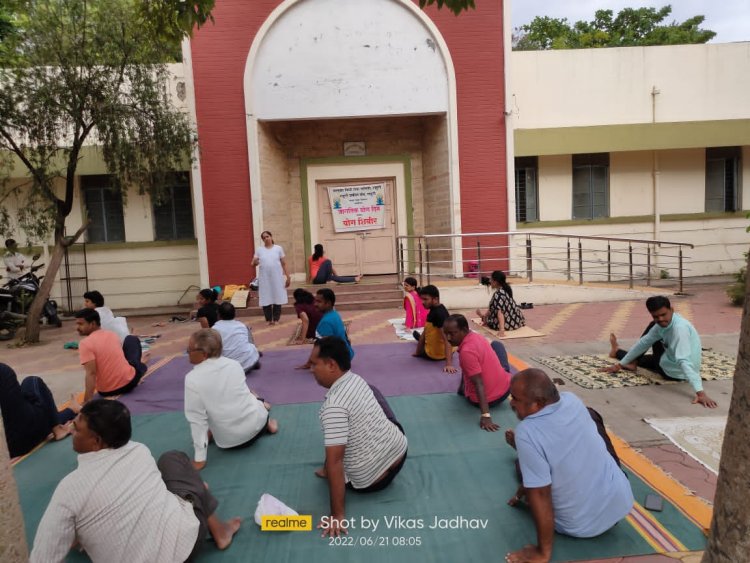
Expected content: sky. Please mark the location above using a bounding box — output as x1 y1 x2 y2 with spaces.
512 0 750 44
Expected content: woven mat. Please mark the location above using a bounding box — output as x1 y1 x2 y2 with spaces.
286 319 352 346
470 318 544 340
645 416 726 474
532 350 735 390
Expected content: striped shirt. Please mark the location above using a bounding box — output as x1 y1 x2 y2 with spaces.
31 441 199 563
320 371 407 489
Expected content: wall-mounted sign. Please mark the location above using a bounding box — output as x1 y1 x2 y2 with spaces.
327 183 386 232
343 141 366 156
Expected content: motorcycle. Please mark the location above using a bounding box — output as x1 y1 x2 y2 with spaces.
1 253 63 329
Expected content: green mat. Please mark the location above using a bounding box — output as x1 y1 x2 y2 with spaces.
15 394 705 562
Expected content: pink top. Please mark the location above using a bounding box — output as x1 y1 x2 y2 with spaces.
457 331 510 404
404 290 427 329
79 330 135 393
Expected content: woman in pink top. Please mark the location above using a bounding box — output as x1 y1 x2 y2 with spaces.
403 277 427 329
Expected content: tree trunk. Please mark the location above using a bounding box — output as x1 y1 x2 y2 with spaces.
0 421 29 561
23 235 67 344
702 251 750 562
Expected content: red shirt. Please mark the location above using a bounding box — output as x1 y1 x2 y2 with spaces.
309 255 327 279
457 331 510 404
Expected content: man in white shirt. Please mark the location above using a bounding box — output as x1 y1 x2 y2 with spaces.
83 290 130 344
185 328 278 470
213 302 260 372
31 399 241 563
3 238 27 280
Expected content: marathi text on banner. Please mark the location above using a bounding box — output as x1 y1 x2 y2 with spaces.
327 183 386 233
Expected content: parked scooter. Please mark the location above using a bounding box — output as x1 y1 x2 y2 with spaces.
1 253 63 328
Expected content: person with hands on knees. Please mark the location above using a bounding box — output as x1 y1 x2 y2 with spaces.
412 285 456 373
504 369 633 563
310 337 407 538
600 295 717 408
442 314 511 432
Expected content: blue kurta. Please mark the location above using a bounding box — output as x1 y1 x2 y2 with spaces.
620 313 702 391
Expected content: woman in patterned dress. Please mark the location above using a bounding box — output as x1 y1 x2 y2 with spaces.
476 270 525 336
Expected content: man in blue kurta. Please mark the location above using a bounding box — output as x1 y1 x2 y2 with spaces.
603 295 717 408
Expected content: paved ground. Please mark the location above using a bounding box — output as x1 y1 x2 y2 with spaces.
4 280 739 562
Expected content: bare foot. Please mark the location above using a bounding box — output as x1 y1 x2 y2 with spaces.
266 418 279 434
608 333 619 359
475 308 483 318
68 393 82 414
315 466 327 479
210 516 242 550
51 422 72 441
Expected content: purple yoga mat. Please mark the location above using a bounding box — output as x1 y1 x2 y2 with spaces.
119 342 462 415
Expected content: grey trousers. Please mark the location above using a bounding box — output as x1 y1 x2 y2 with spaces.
157 450 220 561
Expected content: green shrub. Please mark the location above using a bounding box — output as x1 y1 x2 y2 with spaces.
727 253 748 306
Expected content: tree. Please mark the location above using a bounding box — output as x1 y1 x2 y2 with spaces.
419 0 475 16
703 250 750 562
513 5 716 50
0 0 213 343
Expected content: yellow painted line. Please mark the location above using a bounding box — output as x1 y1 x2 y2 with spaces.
598 300 636 342
539 303 584 336
674 301 694 324
609 433 712 533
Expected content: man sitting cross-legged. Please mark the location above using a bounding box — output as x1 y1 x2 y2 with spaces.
412 284 456 373
82 290 130 343
601 295 717 408
74 308 147 402
213 302 261 372
185 328 278 470
310 336 408 538
504 369 633 563
442 314 512 432
31 399 241 563
0 363 80 458
297 288 353 369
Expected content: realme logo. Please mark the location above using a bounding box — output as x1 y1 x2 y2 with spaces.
261 515 313 531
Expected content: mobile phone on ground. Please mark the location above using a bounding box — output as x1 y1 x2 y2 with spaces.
644 493 663 512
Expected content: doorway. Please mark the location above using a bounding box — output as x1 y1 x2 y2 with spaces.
316 178 397 276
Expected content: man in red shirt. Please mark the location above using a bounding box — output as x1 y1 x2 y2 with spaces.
443 314 511 432
75 309 147 402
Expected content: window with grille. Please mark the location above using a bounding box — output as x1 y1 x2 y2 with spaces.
706 147 741 212
515 157 538 223
572 153 609 220
82 176 126 243
153 173 195 240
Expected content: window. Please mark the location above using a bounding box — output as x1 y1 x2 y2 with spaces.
572 153 609 220
153 173 195 240
82 176 126 243
515 157 538 222
706 147 741 212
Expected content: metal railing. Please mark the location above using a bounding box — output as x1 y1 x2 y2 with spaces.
396 232 695 293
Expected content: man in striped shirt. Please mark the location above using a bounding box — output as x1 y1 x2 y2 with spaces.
311 337 408 538
31 400 241 562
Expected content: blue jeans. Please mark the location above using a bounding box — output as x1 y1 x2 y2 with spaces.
0 364 75 457
313 259 356 284
491 340 511 372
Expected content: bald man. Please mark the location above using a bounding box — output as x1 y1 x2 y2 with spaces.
504 369 633 563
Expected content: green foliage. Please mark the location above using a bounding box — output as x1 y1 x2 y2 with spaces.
0 0 205 243
419 0 475 16
514 5 716 51
727 253 748 306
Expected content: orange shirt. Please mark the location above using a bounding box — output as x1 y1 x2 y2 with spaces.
309 255 327 279
78 330 135 393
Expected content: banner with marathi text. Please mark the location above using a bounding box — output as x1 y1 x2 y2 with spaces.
327 183 386 232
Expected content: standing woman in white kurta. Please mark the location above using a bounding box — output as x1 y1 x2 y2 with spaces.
252 231 291 325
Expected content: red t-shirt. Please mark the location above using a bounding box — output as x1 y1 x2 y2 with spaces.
457 331 510 404
309 255 327 279
78 329 135 393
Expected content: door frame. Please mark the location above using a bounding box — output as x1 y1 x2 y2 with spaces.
300 155 414 278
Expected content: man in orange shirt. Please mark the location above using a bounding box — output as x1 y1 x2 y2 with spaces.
75 309 147 402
